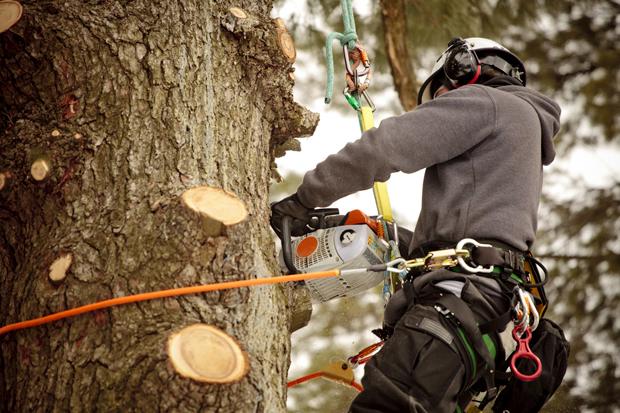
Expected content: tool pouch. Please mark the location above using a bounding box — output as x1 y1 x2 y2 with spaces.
492 318 569 412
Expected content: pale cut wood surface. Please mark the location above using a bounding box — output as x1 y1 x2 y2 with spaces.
49 253 72 283
181 186 248 226
30 159 51 181
0 0 22 33
168 324 249 383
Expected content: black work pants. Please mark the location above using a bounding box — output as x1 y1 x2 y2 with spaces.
349 304 465 413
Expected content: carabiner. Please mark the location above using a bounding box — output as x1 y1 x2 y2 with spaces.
456 238 495 273
360 90 376 112
523 290 540 331
513 287 530 332
343 43 371 77
510 326 542 382
348 341 384 368
385 258 407 273
343 87 376 112
343 87 361 110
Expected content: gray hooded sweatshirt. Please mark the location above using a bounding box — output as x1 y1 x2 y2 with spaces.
297 83 561 252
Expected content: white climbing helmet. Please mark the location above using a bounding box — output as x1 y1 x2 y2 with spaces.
417 37 526 105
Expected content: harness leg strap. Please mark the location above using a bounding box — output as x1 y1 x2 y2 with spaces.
435 294 498 399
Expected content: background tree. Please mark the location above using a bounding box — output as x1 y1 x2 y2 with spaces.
277 1 619 411
0 1 317 411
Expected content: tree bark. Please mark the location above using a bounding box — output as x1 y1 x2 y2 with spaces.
379 0 418 111
0 1 317 412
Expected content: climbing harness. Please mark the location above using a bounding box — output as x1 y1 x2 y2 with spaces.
324 0 392 222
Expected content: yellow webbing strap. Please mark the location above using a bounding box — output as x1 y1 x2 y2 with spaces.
359 106 393 222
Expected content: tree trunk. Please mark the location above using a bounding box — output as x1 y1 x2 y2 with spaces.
379 0 418 111
0 1 317 411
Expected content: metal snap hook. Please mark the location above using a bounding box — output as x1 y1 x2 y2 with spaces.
456 238 494 273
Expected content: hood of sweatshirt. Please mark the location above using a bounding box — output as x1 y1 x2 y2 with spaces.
485 77 561 165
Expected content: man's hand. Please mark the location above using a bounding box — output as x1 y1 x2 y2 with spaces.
270 193 313 237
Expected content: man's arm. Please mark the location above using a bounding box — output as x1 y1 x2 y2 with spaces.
297 85 498 208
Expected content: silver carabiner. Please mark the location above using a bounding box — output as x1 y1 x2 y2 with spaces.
360 90 376 112
343 44 371 77
523 290 540 331
456 238 494 274
515 288 530 333
385 258 407 273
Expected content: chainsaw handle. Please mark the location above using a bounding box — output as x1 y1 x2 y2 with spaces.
309 208 341 229
280 209 340 274
281 216 299 274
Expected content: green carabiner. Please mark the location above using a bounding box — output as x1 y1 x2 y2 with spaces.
344 90 361 111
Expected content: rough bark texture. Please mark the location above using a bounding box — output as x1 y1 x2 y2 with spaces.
379 0 418 111
0 1 317 412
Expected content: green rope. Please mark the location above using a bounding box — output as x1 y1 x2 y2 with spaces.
341 0 357 43
324 0 358 104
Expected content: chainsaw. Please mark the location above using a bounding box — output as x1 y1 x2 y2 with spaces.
278 208 397 303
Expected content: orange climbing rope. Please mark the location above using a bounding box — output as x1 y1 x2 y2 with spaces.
0 269 340 336
288 365 364 392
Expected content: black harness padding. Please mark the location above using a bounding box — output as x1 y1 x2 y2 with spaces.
434 294 499 399
471 245 526 274
479 309 513 334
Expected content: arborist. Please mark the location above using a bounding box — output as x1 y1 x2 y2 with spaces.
271 37 566 412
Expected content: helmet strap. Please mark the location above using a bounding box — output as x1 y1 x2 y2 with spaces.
466 65 482 85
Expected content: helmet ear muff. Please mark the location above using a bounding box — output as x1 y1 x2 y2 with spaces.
443 38 481 87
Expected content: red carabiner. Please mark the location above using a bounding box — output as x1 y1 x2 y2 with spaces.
510 326 542 382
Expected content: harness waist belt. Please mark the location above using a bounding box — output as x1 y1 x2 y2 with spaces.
471 245 526 274
411 239 527 274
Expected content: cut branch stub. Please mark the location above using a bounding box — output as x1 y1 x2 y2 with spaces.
289 283 313 333
0 171 12 191
49 253 72 284
31 158 51 181
181 186 248 236
228 7 247 19
0 0 22 33
222 7 258 34
274 18 296 63
168 324 249 384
